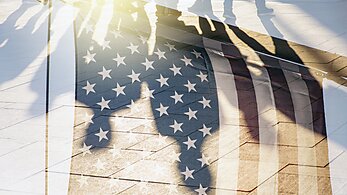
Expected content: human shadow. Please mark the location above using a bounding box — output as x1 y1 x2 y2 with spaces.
75 0 217 192
0 1 51 118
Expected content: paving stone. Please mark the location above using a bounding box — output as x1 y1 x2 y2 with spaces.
67 174 135 194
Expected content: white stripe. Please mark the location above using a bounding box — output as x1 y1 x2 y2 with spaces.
203 38 240 194
247 63 279 194
282 66 318 194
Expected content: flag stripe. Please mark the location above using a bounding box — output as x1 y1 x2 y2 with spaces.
203 37 240 194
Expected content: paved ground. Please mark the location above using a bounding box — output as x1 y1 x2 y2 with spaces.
1 0 347 195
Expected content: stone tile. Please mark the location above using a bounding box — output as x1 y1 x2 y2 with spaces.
50 148 152 177
118 182 193 195
112 159 181 184
224 141 334 167
68 174 135 194
256 165 334 195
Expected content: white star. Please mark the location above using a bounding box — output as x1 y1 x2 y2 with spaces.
158 133 168 145
101 40 111 50
138 35 147 44
112 83 126 96
180 166 195 180
127 70 141 83
108 144 122 158
155 103 169 117
181 55 193 66
199 124 212 137
194 184 208 195
126 99 139 113
79 143 92 156
154 48 167 59
83 50 96 64
84 23 93 34
141 58 154 71
184 107 198 120
98 66 112 80
183 136 197 150
93 158 106 171
164 42 177 51
113 53 126 67
84 113 94 125
170 91 183 104
191 49 203 59
97 97 110 111
143 87 155 99
172 152 181 162
111 30 123 39
197 71 208 82
199 97 211 108
95 128 109 142
169 64 182 76
127 43 140 54
77 175 89 188
170 120 183 133
156 74 169 87
197 154 210 167
82 81 96 95
184 80 197 92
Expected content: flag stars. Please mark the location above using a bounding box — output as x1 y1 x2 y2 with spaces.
197 71 208 82
95 128 109 142
199 124 212 137
93 158 106 171
127 70 141 83
170 120 183 133
97 97 110 111
184 80 197 92
170 91 183 104
156 103 169 117
84 23 93 34
195 184 208 195
180 166 195 180
127 43 140 54
138 35 147 44
181 55 193 66
183 136 197 150
84 113 94 125
82 81 95 95
83 50 96 64
185 108 198 120
154 48 167 59
101 40 111 50
108 144 121 158
169 64 182 76
143 87 155 99
197 154 210 167
191 49 203 59
113 53 126 67
111 30 123 39
199 97 211 108
141 58 154 71
98 66 112 80
79 143 92 156
156 74 169 87
112 83 126 97
164 42 177 51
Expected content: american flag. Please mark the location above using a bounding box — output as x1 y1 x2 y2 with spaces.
68 1 333 194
